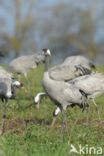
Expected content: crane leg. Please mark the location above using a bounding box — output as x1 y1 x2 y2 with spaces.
85 104 90 125
61 109 71 139
85 100 90 125
82 100 88 112
92 98 101 121
50 116 57 127
50 107 61 127
0 100 7 135
35 101 40 109
81 98 90 125
0 113 6 135
61 109 67 132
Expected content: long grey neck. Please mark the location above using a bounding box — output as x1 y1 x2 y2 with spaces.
45 56 50 71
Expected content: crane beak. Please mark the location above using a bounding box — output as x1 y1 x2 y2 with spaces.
35 102 40 109
46 49 51 56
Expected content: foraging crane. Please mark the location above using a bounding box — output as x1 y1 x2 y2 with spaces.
69 72 104 120
34 49 94 109
0 77 23 134
9 53 46 77
0 66 23 134
41 48 87 126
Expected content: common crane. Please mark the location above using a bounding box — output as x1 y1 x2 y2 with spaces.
0 77 23 135
34 50 96 126
42 48 87 126
34 49 93 109
9 53 47 77
69 72 104 120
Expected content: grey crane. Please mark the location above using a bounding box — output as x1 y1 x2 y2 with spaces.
9 53 46 77
41 48 87 127
0 66 22 91
34 49 94 109
9 52 46 96
0 65 23 134
69 72 104 120
0 66 23 91
0 76 23 134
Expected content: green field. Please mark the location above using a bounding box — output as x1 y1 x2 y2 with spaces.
0 65 104 156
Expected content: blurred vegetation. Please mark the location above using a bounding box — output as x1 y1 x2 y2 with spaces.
0 0 103 60
0 0 36 57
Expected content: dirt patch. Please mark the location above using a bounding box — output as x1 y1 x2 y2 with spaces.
1 117 104 135
2 117 50 135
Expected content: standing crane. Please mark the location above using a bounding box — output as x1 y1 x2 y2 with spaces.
34 49 94 109
9 53 47 77
9 52 47 96
41 48 88 126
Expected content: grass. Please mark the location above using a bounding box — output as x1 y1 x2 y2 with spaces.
0 65 104 156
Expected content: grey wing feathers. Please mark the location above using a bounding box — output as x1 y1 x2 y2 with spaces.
63 55 95 69
74 65 91 75
48 64 91 81
55 83 84 109
69 72 104 94
48 65 74 81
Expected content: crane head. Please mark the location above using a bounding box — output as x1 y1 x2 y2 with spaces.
34 92 46 109
12 80 24 88
34 93 40 109
42 48 51 56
